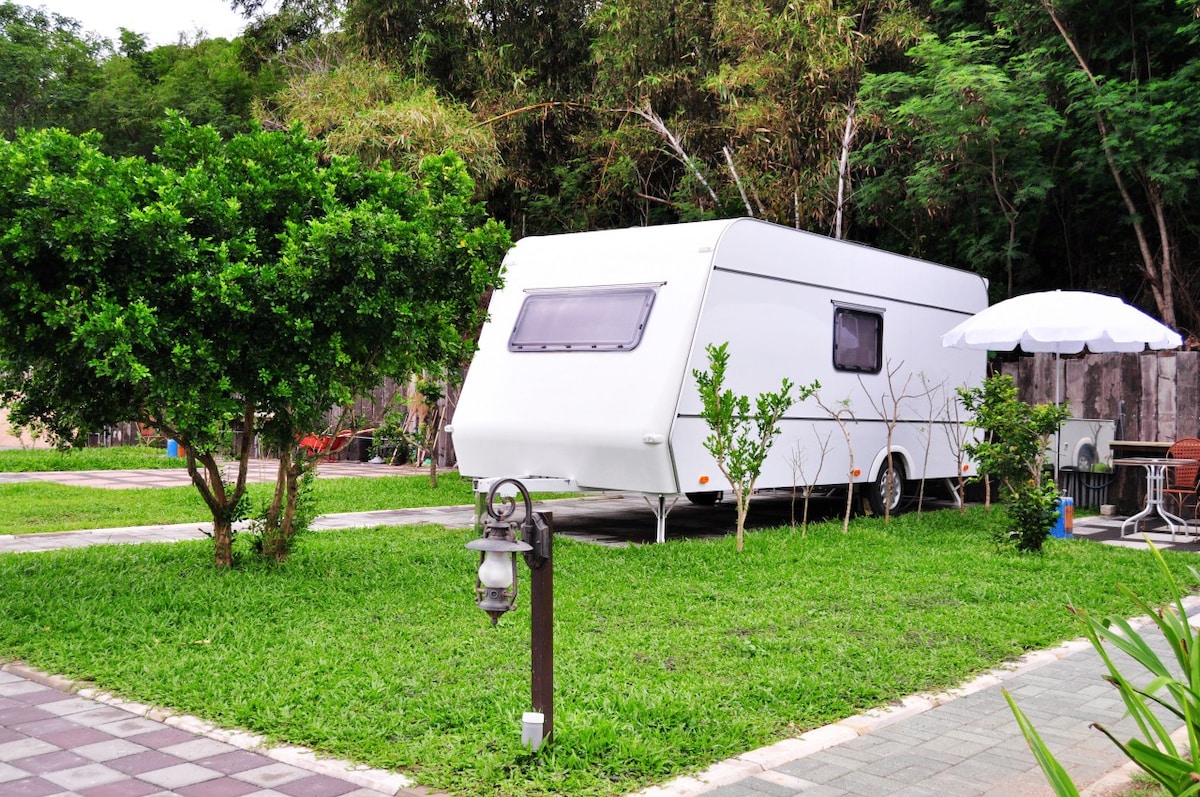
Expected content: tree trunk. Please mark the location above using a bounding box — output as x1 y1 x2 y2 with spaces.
211 517 234 568
1042 2 1179 327
261 453 287 560
185 449 237 568
834 102 856 240
733 485 747 553
163 404 255 569
261 447 306 562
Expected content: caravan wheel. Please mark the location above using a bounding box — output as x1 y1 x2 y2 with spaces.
685 491 723 506
866 459 906 515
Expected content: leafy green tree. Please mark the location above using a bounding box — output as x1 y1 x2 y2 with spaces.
0 2 104 138
958 374 1069 552
579 0 928 229
344 0 477 96
694 342 819 552
856 30 1064 297
0 117 509 567
1031 0 1200 330
584 0 728 226
86 34 275 157
234 0 340 69
855 0 1200 332
704 0 924 229
467 0 597 231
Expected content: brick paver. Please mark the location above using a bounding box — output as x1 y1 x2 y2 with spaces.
0 666 423 797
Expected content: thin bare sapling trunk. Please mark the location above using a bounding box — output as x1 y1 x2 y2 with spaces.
787 427 833 536
814 393 857 533
916 373 948 517
859 360 935 522
943 385 982 513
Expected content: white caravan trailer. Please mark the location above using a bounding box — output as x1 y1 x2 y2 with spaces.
449 218 988 540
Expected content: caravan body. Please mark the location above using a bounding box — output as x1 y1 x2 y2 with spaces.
450 218 988 524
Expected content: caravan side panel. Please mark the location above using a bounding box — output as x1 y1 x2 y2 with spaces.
670 219 988 495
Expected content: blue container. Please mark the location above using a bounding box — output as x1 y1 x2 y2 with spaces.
166 439 179 457
1051 496 1075 538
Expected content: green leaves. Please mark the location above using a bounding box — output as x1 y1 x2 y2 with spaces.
958 374 1069 552
958 374 1069 497
0 118 509 564
1003 690 1082 797
693 341 818 552
856 29 1065 292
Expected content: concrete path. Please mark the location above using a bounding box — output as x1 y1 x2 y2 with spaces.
0 459 417 490
1 465 1198 796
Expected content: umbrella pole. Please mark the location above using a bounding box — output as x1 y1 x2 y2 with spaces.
1054 353 1062 487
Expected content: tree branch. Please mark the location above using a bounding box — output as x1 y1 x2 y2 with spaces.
627 103 720 206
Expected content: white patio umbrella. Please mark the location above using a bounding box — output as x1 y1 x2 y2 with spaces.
941 290 1183 479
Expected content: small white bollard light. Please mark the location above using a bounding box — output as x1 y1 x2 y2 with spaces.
521 711 546 752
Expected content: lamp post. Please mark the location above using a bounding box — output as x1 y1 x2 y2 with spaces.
466 478 553 751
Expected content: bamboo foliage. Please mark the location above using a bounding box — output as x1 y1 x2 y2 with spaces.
703 0 925 229
267 57 503 186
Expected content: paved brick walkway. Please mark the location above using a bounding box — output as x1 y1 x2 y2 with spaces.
0 664 427 797
636 606 1193 797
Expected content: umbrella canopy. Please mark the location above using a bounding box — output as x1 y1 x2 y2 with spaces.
941 290 1182 354
942 289 1182 482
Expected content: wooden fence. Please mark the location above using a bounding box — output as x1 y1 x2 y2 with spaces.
1000 349 1200 442
84 376 462 468
1001 350 1200 510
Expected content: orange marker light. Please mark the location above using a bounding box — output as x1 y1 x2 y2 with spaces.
699 475 710 484
852 468 861 477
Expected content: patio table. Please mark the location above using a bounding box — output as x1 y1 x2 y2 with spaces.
1113 457 1198 541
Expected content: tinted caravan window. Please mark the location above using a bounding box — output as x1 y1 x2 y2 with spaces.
509 287 657 352
833 306 883 373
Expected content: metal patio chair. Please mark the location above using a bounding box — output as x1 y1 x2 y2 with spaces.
1163 437 1200 531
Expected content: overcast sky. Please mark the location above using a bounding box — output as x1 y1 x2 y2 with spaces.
34 0 251 47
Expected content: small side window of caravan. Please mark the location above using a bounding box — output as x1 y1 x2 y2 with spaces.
832 306 883 373
509 287 657 352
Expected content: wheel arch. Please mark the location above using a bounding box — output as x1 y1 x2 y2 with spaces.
866 445 915 483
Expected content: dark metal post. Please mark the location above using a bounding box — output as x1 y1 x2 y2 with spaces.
471 479 556 749
527 511 553 744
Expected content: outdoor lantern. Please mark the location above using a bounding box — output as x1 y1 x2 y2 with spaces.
466 486 533 624
465 477 556 750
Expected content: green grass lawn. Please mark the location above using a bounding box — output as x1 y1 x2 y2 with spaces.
0 446 189 472
0 474 477 534
1 507 1195 796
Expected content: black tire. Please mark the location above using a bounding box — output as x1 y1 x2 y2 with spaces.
685 491 723 506
866 458 906 516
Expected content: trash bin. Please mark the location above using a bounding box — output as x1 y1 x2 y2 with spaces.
1051 496 1074 538
166 439 179 457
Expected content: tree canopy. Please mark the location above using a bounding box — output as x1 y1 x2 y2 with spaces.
0 116 509 566
4 0 1200 379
